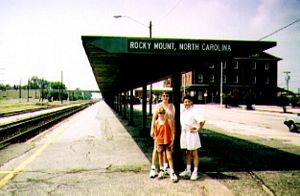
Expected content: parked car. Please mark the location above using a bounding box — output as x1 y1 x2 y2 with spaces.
284 113 300 132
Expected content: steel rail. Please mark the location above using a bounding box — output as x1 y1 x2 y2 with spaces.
0 102 94 149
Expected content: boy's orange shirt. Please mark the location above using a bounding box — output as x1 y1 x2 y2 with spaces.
153 119 172 145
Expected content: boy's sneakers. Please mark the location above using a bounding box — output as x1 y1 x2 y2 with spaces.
190 172 198 181
170 172 178 183
158 169 165 179
149 168 158 178
163 168 170 176
179 169 192 179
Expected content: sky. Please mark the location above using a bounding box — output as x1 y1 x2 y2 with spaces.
0 0 299 92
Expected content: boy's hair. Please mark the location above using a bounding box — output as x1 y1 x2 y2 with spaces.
158 106 166 114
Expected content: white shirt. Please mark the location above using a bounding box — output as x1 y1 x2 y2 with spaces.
180 106 205 131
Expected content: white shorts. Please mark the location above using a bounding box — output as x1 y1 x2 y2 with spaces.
180 129 201 150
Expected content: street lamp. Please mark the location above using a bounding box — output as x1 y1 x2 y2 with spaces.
113 15 153 118
113 15 152 38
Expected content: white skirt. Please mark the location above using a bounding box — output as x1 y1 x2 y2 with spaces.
180 129 201 150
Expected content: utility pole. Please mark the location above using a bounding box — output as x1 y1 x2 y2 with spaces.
61 71 63 104
27 78 30 102
220 61 223 106
284 71 291 91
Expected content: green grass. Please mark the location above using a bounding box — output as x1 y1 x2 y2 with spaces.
0 99 90 116
117 109 154 161
118 108 300 172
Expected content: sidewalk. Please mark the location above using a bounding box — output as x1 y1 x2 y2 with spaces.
253 105 300 114
202 103 300 114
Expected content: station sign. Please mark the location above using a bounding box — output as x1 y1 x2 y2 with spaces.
84 36 276 56
127 39 232 55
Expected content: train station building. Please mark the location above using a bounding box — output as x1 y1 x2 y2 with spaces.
82 36 280 106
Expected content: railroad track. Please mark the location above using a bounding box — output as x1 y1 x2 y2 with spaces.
0 102 95 149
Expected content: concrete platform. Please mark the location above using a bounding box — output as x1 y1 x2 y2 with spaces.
0 100 232 195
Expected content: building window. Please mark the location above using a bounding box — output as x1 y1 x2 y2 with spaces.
265 76 269 84
209 74 214 83
252 76 256 84
234 75 239 83
234 61 239 69
223 75 227 84
252 62 256 70
198 91 203 100
265 63 269 70
209 63 215 69
186 73 191 85
197 73 203 83
223 61 226 69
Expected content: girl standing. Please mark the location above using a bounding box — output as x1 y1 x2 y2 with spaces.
179 95 206 180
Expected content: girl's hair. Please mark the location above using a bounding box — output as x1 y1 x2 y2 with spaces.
182 95 194 102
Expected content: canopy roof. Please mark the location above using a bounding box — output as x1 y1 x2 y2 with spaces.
81 36 276 100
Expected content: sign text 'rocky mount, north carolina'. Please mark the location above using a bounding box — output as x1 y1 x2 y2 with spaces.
128 39 232 54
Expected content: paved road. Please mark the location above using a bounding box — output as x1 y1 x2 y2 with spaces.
135 103 300 146
194 104 300 148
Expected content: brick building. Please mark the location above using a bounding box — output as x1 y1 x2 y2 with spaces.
181 52 281 104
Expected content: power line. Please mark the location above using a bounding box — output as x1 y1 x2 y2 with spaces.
156 0 184 25
258 19 300 40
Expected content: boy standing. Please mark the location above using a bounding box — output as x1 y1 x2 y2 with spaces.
152 106 178 182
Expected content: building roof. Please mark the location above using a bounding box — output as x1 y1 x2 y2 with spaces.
81 36 276 100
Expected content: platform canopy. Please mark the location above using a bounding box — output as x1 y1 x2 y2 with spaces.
81 36 276 100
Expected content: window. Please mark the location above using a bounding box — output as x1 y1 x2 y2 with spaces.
187 72 192 84
265 76 269 84
223 62 226 69
265 63 269 70
198 91 203 100
234 75 239 83
252 62 256 70
209 74 214 83
234 61 239 69
197 73 203 83
223 75 227 84
252 76 256 84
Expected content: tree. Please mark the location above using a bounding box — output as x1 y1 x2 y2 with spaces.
28 76 41 89
277 94 290 113
243 90 255 110
223 93 232 108
49 81 68 101
0 84 10 91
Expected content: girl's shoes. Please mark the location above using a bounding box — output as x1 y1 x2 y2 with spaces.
170 172 178 183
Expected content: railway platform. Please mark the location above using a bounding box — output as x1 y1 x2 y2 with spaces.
0 100 232 195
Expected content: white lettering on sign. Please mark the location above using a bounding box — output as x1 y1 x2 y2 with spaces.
153 42 175 50
129 41 151 49
128 40 232 53
179 43 200 50
201 43 231 52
